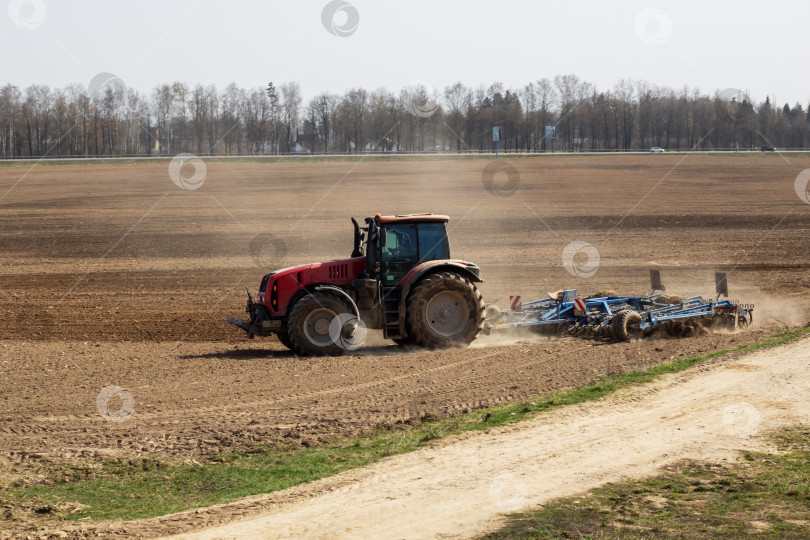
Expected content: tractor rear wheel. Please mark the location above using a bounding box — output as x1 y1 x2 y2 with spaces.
612 310 643 341
405 272 485 349
287 292 351 356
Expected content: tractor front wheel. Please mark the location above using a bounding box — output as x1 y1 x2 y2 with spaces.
276 331 295 351
405 272 485 349
287 292 352 356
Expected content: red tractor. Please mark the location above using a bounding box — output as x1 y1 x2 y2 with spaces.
228 213 485 355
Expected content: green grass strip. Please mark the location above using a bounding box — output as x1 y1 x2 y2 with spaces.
2 325 808 523
481 425 810 539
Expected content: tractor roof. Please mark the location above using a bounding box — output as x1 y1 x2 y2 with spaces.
374 213 449 224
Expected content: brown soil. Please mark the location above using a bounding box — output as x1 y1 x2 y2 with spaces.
1 155 809 536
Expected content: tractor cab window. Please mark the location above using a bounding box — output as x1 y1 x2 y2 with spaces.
380 222 450 284
416 223 450 263
381 224 418 284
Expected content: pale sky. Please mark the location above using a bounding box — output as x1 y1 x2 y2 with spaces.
1 0 808 107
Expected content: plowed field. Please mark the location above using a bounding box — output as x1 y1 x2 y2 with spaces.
1 154 808 481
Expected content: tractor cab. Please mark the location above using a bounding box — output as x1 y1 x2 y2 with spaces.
230 213 485 356
353 214 452 285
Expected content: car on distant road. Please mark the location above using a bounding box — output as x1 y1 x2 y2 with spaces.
761 144 776 152
650 147 666 153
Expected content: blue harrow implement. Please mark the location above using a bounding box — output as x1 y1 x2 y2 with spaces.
483 271 753 341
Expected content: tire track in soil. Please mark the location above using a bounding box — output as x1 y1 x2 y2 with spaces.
0 334 760 460
27 347 511 424
1 348 557 454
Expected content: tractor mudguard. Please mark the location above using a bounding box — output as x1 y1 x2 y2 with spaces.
399 261 482 290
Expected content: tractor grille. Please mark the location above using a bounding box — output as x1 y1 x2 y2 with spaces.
259 273 274 294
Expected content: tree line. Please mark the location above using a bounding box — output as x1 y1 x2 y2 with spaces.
0 75 807 158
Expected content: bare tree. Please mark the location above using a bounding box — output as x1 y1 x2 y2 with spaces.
221 83 244 154
309 92 337 153
444 82 471 152
280 82 302 153
1 77 806 158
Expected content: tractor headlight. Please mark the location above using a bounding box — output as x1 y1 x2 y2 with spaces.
270 280 279 311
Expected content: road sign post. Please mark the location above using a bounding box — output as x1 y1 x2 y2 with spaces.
545 125 556 153
492 127 501 157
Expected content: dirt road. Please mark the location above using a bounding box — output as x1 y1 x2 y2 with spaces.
162 335 810 540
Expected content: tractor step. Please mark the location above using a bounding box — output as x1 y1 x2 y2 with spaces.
382 287 403 338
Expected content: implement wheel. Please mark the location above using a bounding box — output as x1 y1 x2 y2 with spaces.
612 310 643 341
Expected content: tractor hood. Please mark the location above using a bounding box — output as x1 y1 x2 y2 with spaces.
256 256 367 314
261 257 362 282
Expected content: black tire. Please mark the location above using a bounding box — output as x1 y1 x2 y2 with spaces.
287 292 351 356
404 272 485 349
612 310 643 341
276 331 295 351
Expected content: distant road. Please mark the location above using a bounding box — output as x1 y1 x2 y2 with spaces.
2 149 809 164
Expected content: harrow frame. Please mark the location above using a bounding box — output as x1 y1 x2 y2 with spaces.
483 272 753 341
